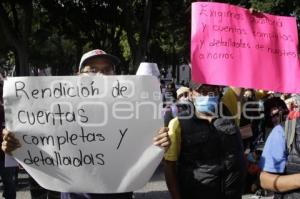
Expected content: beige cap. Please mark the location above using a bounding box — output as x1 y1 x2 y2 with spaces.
176 86 189 98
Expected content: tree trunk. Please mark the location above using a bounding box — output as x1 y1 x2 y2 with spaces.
16 46 29 76
132 0 152 73
122 0 152 73
0 2 32 76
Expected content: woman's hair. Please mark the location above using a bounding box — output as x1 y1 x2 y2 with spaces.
264 97 288 127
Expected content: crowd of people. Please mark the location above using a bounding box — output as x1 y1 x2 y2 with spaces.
161 79 300 198
1 49 300 199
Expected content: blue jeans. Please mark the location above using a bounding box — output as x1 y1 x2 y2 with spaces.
0 163 17 199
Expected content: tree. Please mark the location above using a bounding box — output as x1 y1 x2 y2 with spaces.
0 0 298 77
0 0 33 76
40 0 124 74
249 0 300 38
149 0 190 76
117 0 154 73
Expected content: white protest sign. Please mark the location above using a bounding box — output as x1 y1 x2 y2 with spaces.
4 75 164 193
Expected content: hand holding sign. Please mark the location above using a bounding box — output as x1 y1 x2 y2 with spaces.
1 129 21 155
191 2 299 93
3 75 166 193
153 127 170 150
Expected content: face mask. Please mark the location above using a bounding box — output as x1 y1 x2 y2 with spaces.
194 96 219 114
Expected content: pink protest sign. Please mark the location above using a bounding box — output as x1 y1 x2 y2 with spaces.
191 2 299 93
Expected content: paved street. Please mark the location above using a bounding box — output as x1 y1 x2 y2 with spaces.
1 164 273 199
135 164 273 199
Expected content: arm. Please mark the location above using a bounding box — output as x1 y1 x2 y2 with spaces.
163 118 181 199
259 125 293 192
260 171 300 192
163 160 181 199
153 127 170 150
1 128 21 155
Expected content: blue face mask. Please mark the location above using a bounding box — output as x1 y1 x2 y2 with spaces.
194 96 219 114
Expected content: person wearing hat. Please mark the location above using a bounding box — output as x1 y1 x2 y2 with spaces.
163 81 245 199
175 86 191 117
2 49 170 199
176 86 189 102
78 49 120 76
162 82 178 127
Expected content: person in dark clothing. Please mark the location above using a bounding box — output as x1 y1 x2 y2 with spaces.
164 81 246 199
241 89 264 151
0 77 17 199
163 82 178 127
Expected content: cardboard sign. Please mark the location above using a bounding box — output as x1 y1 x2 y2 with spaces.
4 75 164 193
191 2 299 93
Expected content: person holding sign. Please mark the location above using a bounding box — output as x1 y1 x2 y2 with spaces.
0 75 17 199
2 49 170 199
164 81 246 199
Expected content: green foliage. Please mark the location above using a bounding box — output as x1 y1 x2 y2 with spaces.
0 0 299 76
119 30 131 61
249 0 298 15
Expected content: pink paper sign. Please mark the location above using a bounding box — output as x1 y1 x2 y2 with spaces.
191 2 299 93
